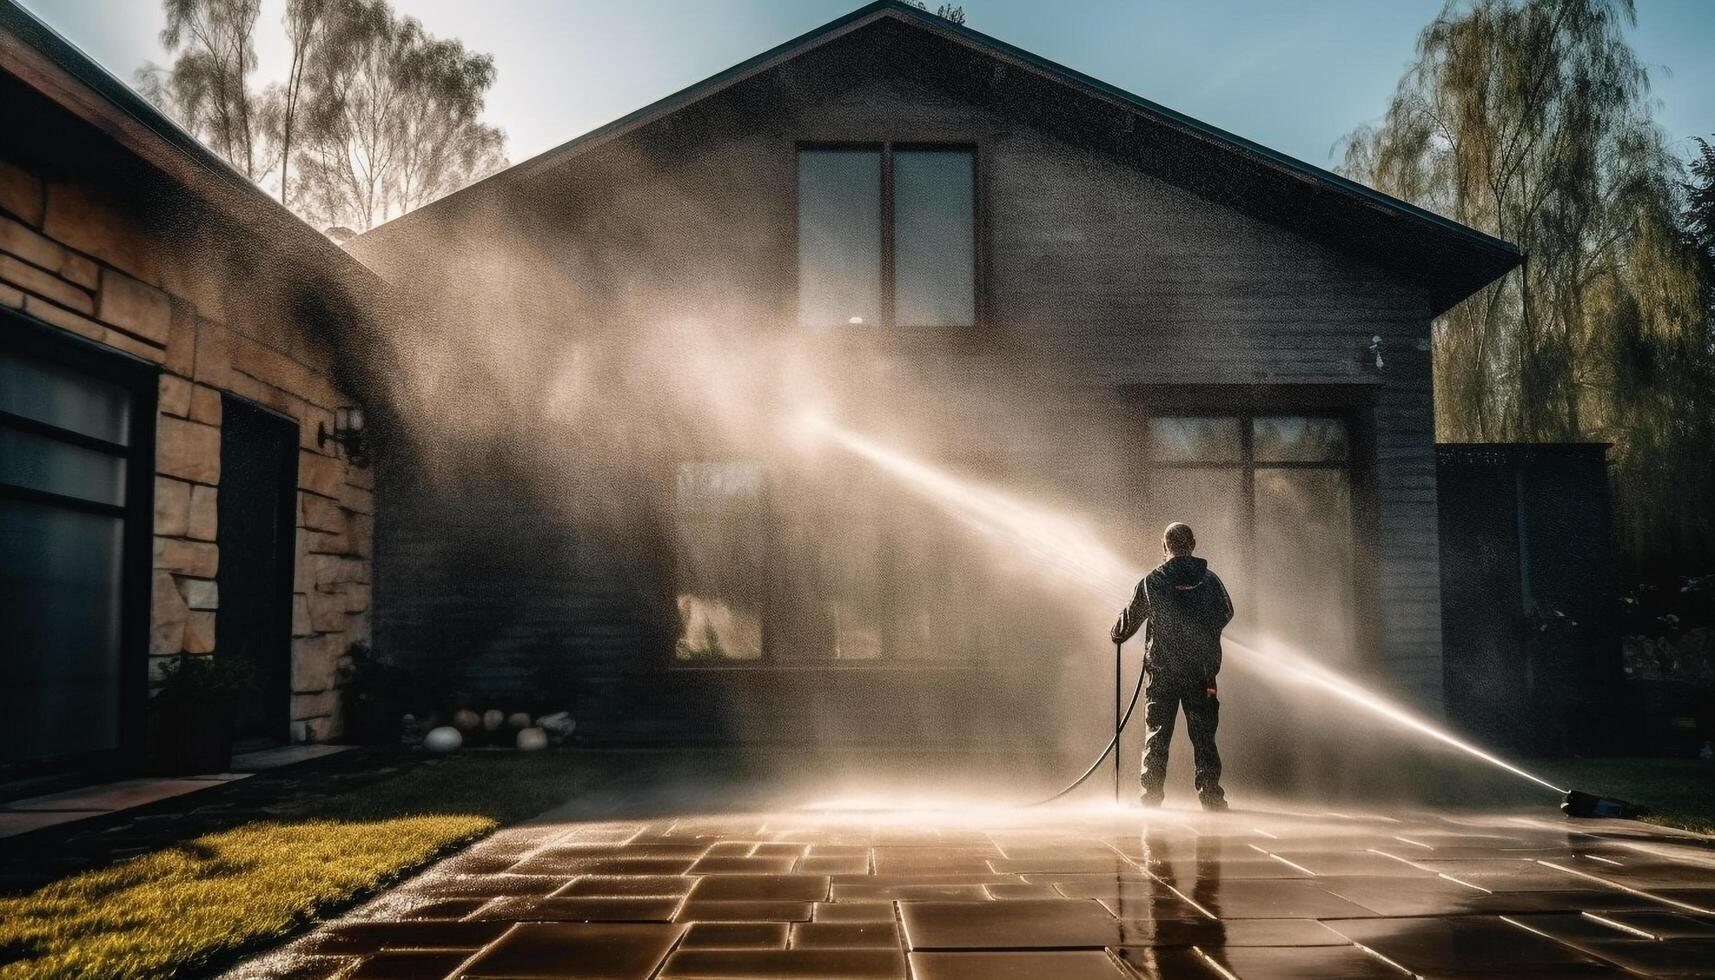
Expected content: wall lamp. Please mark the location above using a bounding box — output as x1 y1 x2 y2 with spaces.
318 405 369 467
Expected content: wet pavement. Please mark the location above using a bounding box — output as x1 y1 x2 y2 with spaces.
227 776 1715 980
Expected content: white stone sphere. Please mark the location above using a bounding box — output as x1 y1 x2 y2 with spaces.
537 711 576 736
452 709 481 731
482 709 505 731
516 727 548 751
507 711 533 729
424 726 463 752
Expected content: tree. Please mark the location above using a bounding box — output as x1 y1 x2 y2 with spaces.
267 0 334 206
1688 138 1715 279
291 1 507 233
137 0 270 182
906 2 968 26
1341 0 1714 572
138 0 503 233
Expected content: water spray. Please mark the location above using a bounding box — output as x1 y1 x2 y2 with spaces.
804 415 1596 807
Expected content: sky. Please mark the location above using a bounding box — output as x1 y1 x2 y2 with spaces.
17 0 1715 174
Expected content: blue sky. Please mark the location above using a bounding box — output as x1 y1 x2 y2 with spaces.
19 0 1715 172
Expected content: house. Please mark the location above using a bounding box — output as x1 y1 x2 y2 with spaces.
347 1 1520 748
0 2 375 795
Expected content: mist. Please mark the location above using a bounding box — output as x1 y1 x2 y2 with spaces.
342 99 1549 810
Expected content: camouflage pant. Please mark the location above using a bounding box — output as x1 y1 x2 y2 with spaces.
1140 680 1224 803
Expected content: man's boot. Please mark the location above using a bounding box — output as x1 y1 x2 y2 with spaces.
1139 786 1164 809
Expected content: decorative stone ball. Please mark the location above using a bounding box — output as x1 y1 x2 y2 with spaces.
482 709 505 731
516 727 548 751
507 711 533 730
452 709 481 731
424 726 463 752
537 712 576 737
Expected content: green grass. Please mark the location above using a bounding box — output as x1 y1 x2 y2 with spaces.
1537 757 1715 836
0 751 626 980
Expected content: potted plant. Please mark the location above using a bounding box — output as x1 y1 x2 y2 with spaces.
337 642 404 744
153 655 248 775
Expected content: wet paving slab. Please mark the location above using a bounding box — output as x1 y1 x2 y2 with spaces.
226 802 1715 979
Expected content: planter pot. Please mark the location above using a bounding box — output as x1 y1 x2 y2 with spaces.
158 697 236 775
340 696 401 745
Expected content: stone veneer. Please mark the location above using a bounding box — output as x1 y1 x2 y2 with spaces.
0 154 373 744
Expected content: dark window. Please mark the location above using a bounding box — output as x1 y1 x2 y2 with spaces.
797 149 883 329
1145 414 1356 664
673 462 767 662
894 149 976 327
797 145 976 329
0 348 138 769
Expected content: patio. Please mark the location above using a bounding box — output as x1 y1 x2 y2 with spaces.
226 758 1715 979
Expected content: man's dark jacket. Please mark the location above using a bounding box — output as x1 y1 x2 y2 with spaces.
1111 555 1234 684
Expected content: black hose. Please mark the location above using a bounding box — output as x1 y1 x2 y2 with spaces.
1024 647 1148 806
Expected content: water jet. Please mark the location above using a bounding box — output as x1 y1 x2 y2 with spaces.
806 415 1576 804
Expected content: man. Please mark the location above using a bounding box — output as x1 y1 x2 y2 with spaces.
1111 522 1234 810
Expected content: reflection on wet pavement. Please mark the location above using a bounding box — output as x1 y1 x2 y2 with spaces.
230 801 1715 978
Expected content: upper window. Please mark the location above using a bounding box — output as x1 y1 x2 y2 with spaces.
797 145 976 329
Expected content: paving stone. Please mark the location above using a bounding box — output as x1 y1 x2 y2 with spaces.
472 896 684 922
402 873 568 898
796 854 870 874
221 791 1715 978
459 922 683 978
813 902 897 922
688 874 830 902
677 900 815 922
790 921 901 948
688 855 799 875
1566 937 1715 976
681 922 791 949
873 846 998 874
985 882 1062 899
303 920 510 954
1112 917 1352 948
1197 944 1411 979
512 854 700 876
658 948 907 979
1325 915 1619 975
910 950 1134 980
556 874 698 897
832 882 992 902
1588 910 1715 940
346 949 471 978
395 898 489 920
899 899 1133 950
1107 945 1222 978
1177 878 1380 919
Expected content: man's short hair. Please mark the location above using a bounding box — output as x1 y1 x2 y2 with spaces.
1164 522 1196 556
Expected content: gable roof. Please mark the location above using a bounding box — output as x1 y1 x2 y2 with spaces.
358 0 1520 315
0 0 378 289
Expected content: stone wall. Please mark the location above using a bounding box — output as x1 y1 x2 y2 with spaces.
0 152 373 744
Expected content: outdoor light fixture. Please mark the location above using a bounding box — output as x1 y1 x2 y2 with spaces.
318 405 369 467
1367 335 1386 371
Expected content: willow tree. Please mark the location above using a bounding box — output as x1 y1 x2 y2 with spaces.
1342 0 1714 572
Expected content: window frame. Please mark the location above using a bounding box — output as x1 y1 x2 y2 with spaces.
1 307 158 794
1127 387 1380 664
793 141 984 333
